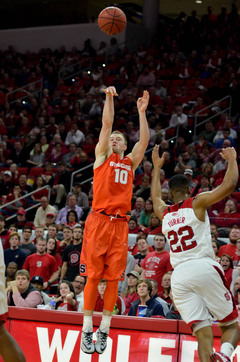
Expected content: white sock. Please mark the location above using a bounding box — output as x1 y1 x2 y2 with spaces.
220 342 235 358
82 316 93 332
100 315 112 332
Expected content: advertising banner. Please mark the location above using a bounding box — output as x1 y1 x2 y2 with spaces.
2 316 240 362
10 320 179 362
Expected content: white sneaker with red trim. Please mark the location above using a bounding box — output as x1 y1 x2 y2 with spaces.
210 352 231 362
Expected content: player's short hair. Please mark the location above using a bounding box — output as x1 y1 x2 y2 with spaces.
136 278 152 295
16 269 30 280
137 237 148 244
169 174 189 192
22 226 32 232
136 233 147 241
48 223 58 231
154 233 166 242
36 237 47 244
111 131 127 145
63 225 73 232
99 279 107 284
9 232 21 241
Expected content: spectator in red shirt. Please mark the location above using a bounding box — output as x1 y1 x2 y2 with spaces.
55 280 78 311
215 199 240 228
218 226 240 259
141 234 173 294
94 279 122 315
219 254 239 295
3 185 27 217
158 272 172 308
22 238 59 292
144 213 162 236
123 271 140 315
0 215 10 250
128 217 142 234
128 233 154 256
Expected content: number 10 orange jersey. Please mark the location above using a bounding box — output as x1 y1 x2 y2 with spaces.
92 153 134 217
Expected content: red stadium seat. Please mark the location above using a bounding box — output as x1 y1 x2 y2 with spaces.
28 167 44 178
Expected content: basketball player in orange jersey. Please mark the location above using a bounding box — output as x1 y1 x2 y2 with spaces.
151 145 239 362
80 86 149 354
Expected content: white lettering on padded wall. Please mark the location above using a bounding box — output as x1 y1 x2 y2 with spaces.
36 327 240 362
37 328 79 362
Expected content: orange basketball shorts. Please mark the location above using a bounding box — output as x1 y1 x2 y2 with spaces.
80 211 128 281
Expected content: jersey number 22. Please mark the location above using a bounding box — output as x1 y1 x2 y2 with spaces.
168 225 197 253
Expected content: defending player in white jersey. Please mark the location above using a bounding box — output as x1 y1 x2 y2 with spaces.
151 145 239 362
0 241 26 362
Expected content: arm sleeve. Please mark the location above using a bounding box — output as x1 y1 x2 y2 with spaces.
50 256 59 273
12 291 43 308
82 194 89 211
153 303 165 317
33 209 41 227
128 305 134 316
55 210 63 225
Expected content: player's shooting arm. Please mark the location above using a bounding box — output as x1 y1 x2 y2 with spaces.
194 147 238 210
95 87 118 158
129 91 150 170
151 146 167 221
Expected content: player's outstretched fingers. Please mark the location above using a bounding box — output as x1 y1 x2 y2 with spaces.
101 87 118 96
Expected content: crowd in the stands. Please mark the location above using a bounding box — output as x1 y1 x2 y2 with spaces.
1 4 240 317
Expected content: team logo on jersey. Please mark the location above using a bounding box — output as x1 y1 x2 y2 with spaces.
80 264 86 274
171 212 179 216
224 292 231 301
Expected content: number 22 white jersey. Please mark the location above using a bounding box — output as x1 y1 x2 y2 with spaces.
162 198 215 269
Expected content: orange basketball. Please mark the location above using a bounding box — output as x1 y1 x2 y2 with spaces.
98 6 127 35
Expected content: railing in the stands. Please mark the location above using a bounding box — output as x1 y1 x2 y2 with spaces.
193 95 232 141
6 78 43 105
58 57 93 82
0 185 51 222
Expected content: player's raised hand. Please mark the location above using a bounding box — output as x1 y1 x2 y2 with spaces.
220 147 237 161
101 86 118 96
152 145 166 168
137 90 149 113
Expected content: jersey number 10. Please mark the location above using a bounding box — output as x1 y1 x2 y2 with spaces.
114 169 128 184
168 225 197 253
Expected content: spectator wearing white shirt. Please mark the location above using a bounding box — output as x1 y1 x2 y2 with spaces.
169 105 188 128
72 275 86 312
65 122 85 147
213 119 237 144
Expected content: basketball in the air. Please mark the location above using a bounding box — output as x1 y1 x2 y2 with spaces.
98 6 127 35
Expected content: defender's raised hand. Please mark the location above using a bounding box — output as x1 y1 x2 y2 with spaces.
152 145 166 169
137 90 149 113
220 147 237 161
